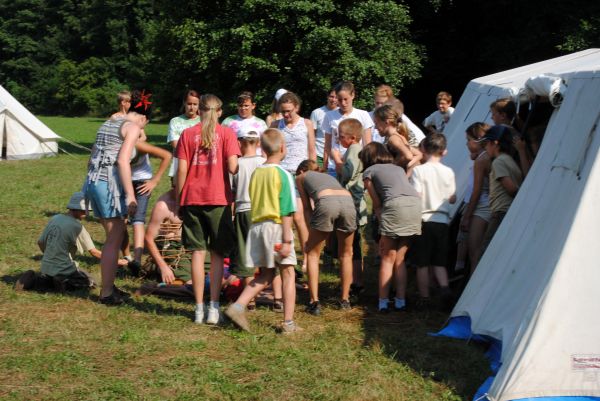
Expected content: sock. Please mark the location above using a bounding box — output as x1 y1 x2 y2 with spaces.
284 320 294 325
195 303 204 311
378 298 389 310
455 261 465 271
124 255 133 262
394 297 406 309
209 301 220 310
232 303 245 312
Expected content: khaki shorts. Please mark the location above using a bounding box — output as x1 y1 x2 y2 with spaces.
246 220 297 269
181 205 234 254
310 196 357 233
380 196 422 238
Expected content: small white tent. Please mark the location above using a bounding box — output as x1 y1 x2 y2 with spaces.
0 85 61 160
440 48 600 401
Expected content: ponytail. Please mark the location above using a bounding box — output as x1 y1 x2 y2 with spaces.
199 94 222 151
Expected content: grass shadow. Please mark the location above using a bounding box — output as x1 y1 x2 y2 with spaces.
356 239 490 400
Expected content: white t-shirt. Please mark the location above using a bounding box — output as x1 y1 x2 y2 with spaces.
222 115 268 156
423 107 455 132
167 114 201 177
232 155 266 213
310 105 338 158
131 154 153 181
322 108 373 169
410 161 456 224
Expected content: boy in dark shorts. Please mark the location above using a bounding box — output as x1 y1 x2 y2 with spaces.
410 133 456 308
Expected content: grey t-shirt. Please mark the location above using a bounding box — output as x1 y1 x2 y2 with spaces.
363 163 419 203
38 214 87 277
303 171 344 201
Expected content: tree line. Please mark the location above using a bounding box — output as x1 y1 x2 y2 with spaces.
1 0 598 120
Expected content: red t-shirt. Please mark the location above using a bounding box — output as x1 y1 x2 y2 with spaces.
176 123 240 206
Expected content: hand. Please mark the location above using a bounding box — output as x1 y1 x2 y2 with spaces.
460 214 470 232
278 242 292 258
160 266 176 285
137 179 157 195
127 198 138 218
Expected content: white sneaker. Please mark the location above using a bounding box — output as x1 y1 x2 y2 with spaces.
206 306 220 325
194 305 205 324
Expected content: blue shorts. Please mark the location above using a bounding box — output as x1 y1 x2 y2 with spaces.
85 179 126 219
130 180 151 224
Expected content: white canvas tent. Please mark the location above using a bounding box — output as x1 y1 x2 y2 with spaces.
442 48 600 401
0 85 61 160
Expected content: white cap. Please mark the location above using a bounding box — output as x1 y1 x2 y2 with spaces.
274 88 288 101
237 126 260 139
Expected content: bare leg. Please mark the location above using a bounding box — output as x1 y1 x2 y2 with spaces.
393 238 409 299
132 223 145 263
120 222 131 259
236 268 275 306
272 274 283 300
293 198 309 272
100 218 126 298
209 251 224 302
468 215 488 274
416 266 430 298
191 250 207 305
336 230 354 301
279 264 296 322
433 265 449 288
305 229 329 303
378 236 397 300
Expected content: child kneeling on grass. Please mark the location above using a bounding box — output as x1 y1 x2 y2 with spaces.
15 191 121 292
225 128 301 334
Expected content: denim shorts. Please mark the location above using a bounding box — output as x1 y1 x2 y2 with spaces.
130 180 151 224
85 179 126 219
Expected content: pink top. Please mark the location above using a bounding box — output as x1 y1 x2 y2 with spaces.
176 123 240 206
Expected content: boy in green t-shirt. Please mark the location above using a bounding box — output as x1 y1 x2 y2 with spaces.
225 128 301 334
15 192 118 292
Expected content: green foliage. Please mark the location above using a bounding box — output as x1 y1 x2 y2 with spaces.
148 0 423 114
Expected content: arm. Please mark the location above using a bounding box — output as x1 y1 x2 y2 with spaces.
175 158 188 217
515 136 532 178
323 133 332 170
278 214 294 258
461 157 487 231
87 248 129 266
227 155 239 175
500 176 519 196
118 122 139 216
362 127 372 145
389 135 414 167
364 178 382 220
135 142 173 195
38 239 45 253
406 146 423 172
144 202 176 284
296 175 313 223
305 119 317 161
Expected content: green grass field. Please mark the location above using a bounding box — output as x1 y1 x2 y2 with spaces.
0 117 490 400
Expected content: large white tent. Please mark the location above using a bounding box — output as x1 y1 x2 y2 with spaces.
0 85 61 160
440 48 600 401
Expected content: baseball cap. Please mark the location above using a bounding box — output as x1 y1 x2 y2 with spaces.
237 126 260 139
66 191 88 211
477 124 511 143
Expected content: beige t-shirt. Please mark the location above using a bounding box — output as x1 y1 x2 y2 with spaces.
489 153 523 213
410 161 456 224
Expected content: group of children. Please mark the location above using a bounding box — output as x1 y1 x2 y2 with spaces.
17 81 538 335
